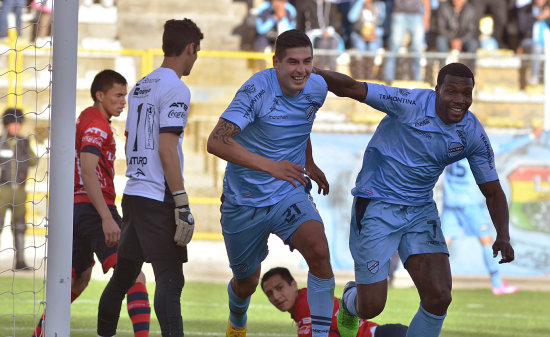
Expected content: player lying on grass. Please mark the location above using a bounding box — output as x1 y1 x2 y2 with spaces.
261 267 408 337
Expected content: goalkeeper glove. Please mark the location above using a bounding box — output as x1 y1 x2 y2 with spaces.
172 190 194 247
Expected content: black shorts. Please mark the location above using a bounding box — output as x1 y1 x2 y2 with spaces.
118 194 188 263
72 202 121 278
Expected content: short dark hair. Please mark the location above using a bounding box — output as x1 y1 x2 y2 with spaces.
163 18 204 57
2 108 24 126
90 69 127 102
436 62 475 88
261 267 295 291
274 29 312 60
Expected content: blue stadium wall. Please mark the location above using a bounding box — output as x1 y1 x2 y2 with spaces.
310 132 550 276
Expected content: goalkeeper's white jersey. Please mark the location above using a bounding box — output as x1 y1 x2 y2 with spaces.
124 67 189 202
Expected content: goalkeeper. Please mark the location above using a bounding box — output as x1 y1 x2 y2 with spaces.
97 18 203 337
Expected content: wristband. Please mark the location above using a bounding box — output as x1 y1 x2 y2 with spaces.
172 190 189 207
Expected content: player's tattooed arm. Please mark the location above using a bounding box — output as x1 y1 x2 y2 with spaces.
207 117 307 186
211 118 241 145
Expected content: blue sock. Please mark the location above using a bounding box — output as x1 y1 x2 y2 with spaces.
307 272 335 337
482 245 502 288
342 284 359 316
406 303 446 337
227 280 250 329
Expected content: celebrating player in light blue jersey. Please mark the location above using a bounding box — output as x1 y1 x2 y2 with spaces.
314 63 515 337
442 128 541 295
207 29 335 337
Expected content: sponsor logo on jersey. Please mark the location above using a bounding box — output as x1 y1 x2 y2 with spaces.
480 133 494 170
367 260 379 273
414 118 430 127
85 127 108 139
244 89 265 119
415 129 433 140
448 142 464 156
399 88 411 97
169 102 188 111
378 93 417 105
268 115 288 120
105 151 115 162
132 86 151 97
135 168 146 176
128 156 148 166
139 77 161 84
168 110 186 118
82 135 104 147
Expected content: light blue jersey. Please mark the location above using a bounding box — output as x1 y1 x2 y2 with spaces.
221 68 328 207
352 82 498 205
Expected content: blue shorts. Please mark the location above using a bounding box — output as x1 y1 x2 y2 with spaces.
350 197 448 285
441 203 492 239
221 185 323 279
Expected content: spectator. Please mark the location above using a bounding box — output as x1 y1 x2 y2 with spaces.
517 0 550 85
349 0 385 52
383 0 431 83
30 0 53 42
254 0 297 52
292 1 344 71
0 108 37 270
293 0 341 34
336 0 356 48
478 15 500 50
435 0 479 71
0 0 25 38
471 0 509 49
347 0 386 79
308 26 346 71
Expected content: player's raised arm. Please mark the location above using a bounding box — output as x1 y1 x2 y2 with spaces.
313 68 367 102
207 118 309 187
478 180 514 264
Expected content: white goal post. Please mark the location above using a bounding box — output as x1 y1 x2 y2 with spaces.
44 1 79 336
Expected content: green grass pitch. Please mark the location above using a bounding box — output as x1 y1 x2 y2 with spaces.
1 277 549 336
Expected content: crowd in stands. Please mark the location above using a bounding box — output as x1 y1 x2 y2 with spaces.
0 0 116 45
244 0 550 85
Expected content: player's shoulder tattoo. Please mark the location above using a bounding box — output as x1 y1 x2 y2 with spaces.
213 119 241 145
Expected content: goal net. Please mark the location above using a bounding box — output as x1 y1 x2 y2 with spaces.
0 1 78 336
